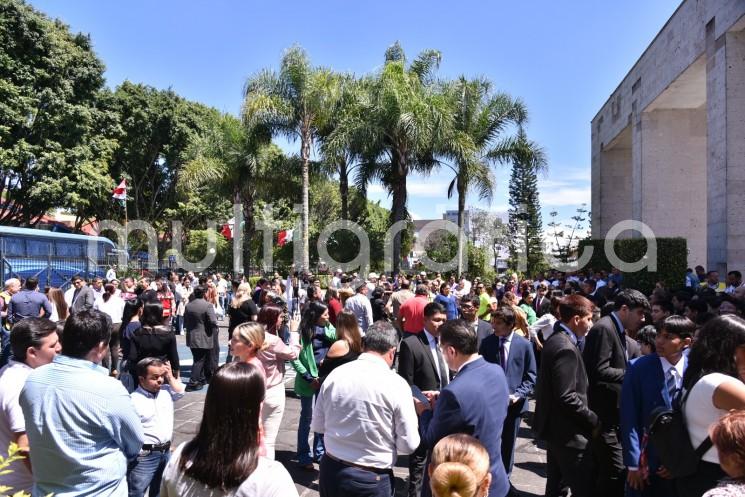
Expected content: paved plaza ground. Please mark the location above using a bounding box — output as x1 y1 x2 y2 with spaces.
172 325 547 496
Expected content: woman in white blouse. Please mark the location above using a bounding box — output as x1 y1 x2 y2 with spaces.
160 362 298 497
678 315 745 497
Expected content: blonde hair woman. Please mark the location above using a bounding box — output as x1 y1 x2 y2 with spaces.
429 434 492 497
230 322 268 379
511 305 529 337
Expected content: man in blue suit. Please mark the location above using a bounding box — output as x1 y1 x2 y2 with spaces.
480 305 537 482
416 319 511 497
620 315 694 497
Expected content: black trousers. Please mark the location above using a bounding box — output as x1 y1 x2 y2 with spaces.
546 441 593 497
675 461 725 497
208 330 219 378
189 348 211 385
502 402 524 477
592 426 625 497
407 443 427 497
319 455 394 497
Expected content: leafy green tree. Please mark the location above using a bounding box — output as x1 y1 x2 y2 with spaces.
0 0 117 227
107 81 216 224
329 42 449 274
180 113 284 275
507 131 548 275
243 46 339 273
442 76 529 276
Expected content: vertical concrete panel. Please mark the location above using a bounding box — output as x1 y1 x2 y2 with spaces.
726 30 745 271
598 141 633 237
641 109 707 267
707 28 728 274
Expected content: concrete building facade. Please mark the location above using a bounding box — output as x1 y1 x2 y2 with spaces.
592 0 745 274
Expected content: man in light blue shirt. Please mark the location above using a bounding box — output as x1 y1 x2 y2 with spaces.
20 310 144 497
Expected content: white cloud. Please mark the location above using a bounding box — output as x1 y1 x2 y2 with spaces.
540 186 591 207
366 182 450 198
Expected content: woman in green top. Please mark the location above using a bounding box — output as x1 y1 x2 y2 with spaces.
290 301 336 469
519 292 538 326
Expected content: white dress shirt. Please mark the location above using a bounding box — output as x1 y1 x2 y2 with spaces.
130 385 184 445
659 355 686 391
423 330 444 382
311 353 420 468
530 313 557 340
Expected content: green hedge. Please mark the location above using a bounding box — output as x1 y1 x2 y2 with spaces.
577 237 687 295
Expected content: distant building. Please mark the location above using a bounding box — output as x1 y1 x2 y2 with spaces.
442 210 471 238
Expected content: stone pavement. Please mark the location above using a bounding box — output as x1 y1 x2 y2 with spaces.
172 327 547 496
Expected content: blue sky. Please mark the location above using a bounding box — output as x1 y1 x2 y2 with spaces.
31 0 680 233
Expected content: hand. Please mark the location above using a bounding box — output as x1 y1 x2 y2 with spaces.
422 390 439 409
509 394 520 405
413 397 431 416
627 469 646 491
310 378 321 390
656 466 673 479
162 362 173 382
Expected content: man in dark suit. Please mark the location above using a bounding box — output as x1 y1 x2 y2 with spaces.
534 294 599 497
69 276 96 315
183 285 218 391
620 315 693 497
417 319 510 497
459 295 493 348
480 306 537 483
583 289 650 497
398 301 448 497
534 283 552 318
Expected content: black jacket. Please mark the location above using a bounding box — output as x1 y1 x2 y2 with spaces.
534 322 598 449
582 314 628 425
398 332 443 391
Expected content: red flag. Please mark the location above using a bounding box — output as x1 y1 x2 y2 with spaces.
112 179 127 200
221 223 232 240
278 229 293 247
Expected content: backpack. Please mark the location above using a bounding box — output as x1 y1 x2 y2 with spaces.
647 385 713 478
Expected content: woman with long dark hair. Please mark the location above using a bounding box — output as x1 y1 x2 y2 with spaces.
256 304 300 460
290 301 336 469
128 301 180 385
677 315 745 497
318 310 362 384
160 362 298 496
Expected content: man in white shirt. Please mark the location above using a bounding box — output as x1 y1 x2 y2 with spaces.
331 269 342 290
344 283 374 333
0 318 61 494
312 321 420 497
127 357 185 497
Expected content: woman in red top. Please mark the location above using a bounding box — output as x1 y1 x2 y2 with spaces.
323 287 343 326
156 279 175 327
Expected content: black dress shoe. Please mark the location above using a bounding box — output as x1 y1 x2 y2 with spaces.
185 383 203 392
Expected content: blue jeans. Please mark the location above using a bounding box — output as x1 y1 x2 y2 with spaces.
0 328 11 369
127 449 170 497
298 394 325 464
319 455 394 497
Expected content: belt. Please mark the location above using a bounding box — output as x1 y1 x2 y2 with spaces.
142 441 171 452
324 452 391 475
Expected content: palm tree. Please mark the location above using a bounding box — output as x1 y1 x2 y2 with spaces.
328 42 449 274
242 45 338 273
318 74 364 220
442 76 538 276
181 114 282 275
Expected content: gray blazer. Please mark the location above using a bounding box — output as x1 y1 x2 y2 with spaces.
70 286 96 314
184 298 218 349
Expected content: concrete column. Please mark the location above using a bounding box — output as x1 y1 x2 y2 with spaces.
597 133 633 237
707 26 745 273
640 109 707 267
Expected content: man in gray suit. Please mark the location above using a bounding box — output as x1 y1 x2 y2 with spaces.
183 286 218 391
69 276 96 315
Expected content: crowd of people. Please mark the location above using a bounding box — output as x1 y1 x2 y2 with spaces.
0 265 745 497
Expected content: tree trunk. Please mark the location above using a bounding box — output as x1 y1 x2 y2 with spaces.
456 178 466 277
242 193 255 277
390 162 408 276
339 161 349 220
300 130 311 274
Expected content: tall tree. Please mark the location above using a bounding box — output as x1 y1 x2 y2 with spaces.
180 114 283 275
243 46 338 273
507 132 548 275
329 42 448 274
107 81 216 225
442 76 529 276
0 0 117 226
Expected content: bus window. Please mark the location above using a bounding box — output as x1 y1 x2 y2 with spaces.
27 239 52 256
0 237 26 256
55 241 83 258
